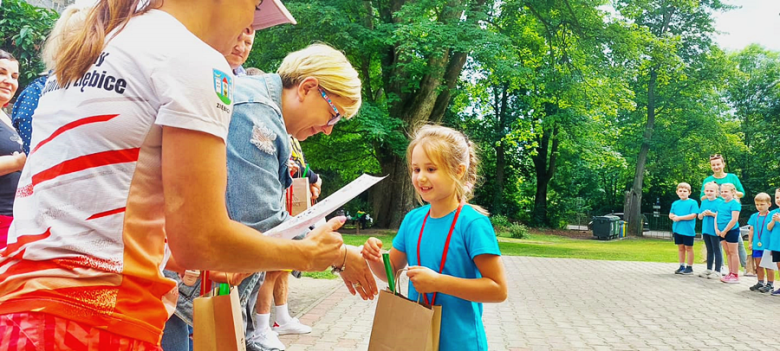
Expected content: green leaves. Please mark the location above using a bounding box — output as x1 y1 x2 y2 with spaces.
0 0 58 89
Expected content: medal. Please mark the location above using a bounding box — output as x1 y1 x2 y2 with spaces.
756 214 768 249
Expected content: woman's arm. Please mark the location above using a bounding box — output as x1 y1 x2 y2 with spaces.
0 152 25 176
162 126 344 272
408 254 507 303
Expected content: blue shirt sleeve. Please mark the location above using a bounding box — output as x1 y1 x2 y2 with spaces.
730 201 742 213
689 200 699 215
748 213 756 228
464 215 501 259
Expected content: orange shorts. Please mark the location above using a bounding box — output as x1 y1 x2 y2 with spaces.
0 312 162 351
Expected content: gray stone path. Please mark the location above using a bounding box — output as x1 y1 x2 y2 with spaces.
282 256 780 350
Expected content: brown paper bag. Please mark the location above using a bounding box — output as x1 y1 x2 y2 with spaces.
285 178 311 216
368 289 441 351
193 287 246 351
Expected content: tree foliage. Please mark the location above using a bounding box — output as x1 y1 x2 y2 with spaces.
0 0 58 89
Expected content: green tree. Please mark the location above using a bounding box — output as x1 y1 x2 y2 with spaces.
250 0 493 228
725 45 780 191
0 0 58 89
615 0 732 235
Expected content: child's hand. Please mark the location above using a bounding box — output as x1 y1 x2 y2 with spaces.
407 266 440 294
773 213 780 222
361 237 383 263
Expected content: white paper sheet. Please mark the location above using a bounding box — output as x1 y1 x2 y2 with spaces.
264 174 386 239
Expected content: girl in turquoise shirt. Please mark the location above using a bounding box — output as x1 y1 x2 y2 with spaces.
361 125 508 350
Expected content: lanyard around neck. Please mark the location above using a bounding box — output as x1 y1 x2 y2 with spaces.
756 213 769 242
416 204 463 306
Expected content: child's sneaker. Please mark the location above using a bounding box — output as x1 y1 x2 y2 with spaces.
772 288 780 296
674 266 685 274
723 273 740 284
749 282 764 291
682 266 694 275
758 284 774 293
708 271 722 279
698 269 711 278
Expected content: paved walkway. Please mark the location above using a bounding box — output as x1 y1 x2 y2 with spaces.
281 257 780 350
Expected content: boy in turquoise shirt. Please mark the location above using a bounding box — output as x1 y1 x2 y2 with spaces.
766 188 780 295
670 182 699 275
747 192 773 293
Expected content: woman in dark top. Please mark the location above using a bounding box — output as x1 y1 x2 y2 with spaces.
0 49 27 248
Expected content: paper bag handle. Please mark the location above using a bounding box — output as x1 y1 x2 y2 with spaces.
393 268 431 306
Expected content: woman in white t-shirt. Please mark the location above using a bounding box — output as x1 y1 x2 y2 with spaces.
0 0 346 349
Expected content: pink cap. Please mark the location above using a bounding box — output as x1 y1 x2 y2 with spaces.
252 0 297 30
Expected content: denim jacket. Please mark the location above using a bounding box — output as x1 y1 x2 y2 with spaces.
166 74 293 326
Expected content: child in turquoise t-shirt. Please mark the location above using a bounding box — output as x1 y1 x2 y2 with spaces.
361 125 507 351
765 188 780 295
670 182 699 275
698 181 723 279
714 183 742 283
747 192 773 293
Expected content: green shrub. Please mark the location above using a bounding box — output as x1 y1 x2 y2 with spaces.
509 223 528 239
490 214 511 232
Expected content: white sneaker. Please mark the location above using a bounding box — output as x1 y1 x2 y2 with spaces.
698 269 712 278
708 271 722 279
248 327 286 351
273 318 312 335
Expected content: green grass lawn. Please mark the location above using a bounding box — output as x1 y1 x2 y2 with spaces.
497 232 678 263
303 230 679 279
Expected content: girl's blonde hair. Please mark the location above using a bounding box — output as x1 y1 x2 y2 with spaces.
42 4 92 71
407 125 488 215
54 0 161 84
277 43 362 118
720 183 740 203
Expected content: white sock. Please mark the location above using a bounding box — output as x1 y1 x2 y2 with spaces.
254 313 271 332
275 304 292 325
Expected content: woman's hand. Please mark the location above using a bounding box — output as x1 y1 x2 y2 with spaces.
407 266 441 294
209 271 254 285
361 237 383 263
339 246 378 300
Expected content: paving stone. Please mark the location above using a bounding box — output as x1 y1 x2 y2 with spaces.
277 256 780 350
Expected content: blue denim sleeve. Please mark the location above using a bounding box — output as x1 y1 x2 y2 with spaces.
225 101 289 233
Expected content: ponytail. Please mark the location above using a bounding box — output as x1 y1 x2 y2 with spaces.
54 0 159 84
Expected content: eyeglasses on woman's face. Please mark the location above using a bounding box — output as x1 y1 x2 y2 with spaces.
318 87 342 126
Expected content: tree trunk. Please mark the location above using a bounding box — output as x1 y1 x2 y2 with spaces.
491 83 509 214
370 0 483 228
627 68 657 236
531 118 559 226
372 151 414 228
493 144 506 213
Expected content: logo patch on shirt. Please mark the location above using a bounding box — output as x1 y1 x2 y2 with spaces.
213 69 233 105
251 123 277 155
